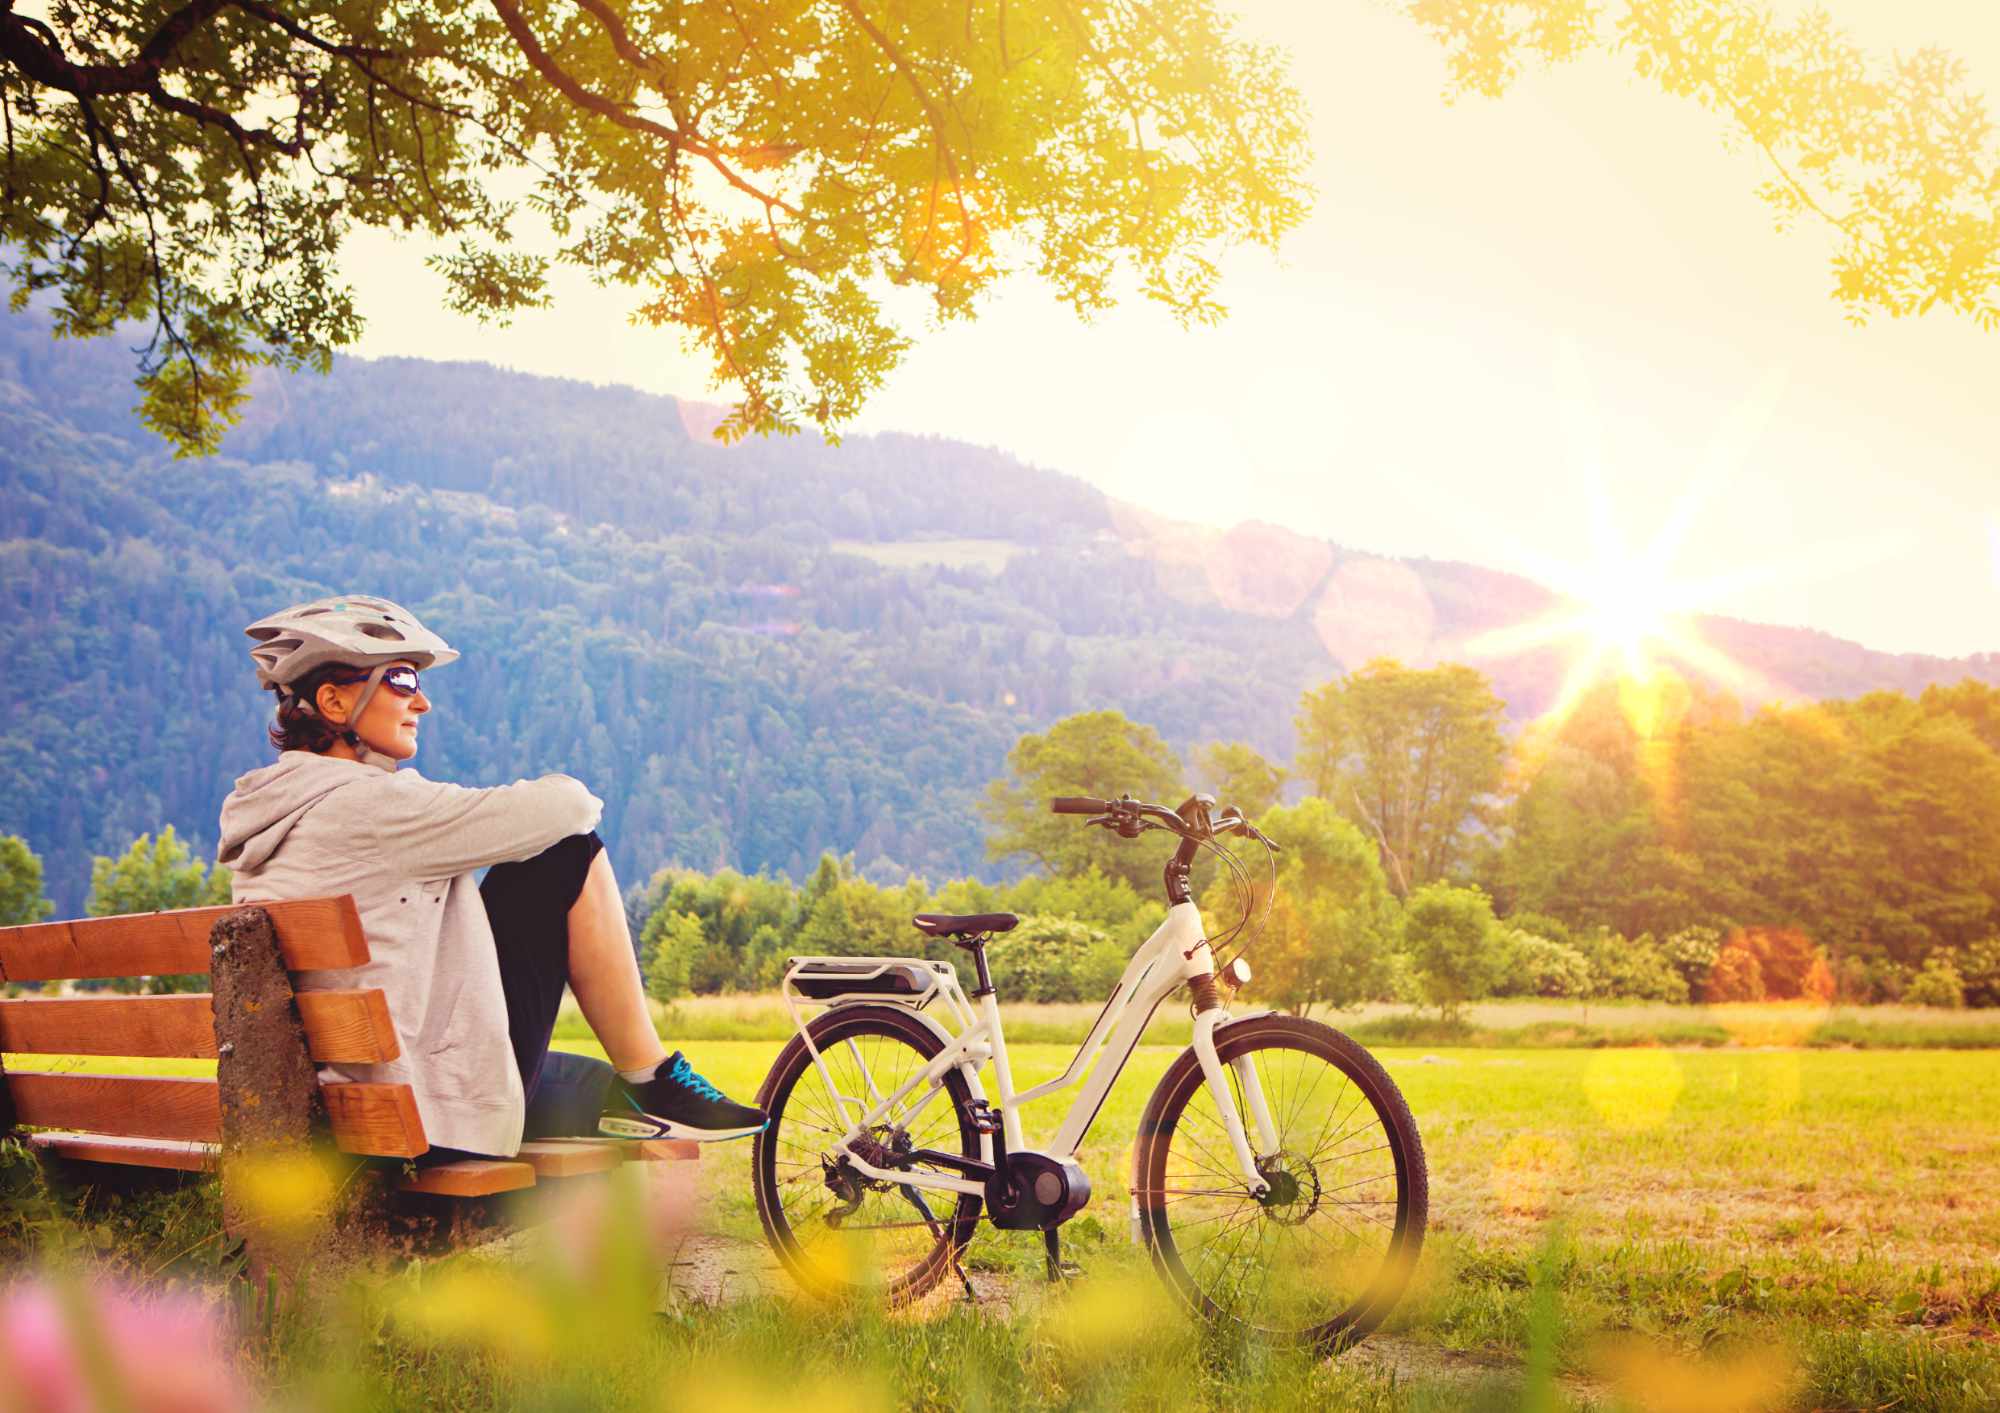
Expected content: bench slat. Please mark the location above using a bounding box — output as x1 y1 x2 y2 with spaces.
399 1160 536 1197
0 898 368 983
0 990 400 1064
321 1082 427 1158
297 991 400 1062
515 1139 624 1177
28 1134 540 1201
27 1131 216 1172
8 1073 427 1159
8 1073 221 1142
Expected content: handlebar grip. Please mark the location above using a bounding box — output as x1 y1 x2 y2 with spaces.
1050 796 1109 815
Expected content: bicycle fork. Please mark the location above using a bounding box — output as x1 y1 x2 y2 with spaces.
1191 1009 1279 1196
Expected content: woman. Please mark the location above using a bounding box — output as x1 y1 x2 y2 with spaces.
215 594 763 1163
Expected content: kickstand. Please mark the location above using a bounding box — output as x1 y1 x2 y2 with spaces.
900 1183 977 1304
1043 1228 1080 1284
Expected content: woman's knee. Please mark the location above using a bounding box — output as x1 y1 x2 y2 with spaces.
481 830 605 913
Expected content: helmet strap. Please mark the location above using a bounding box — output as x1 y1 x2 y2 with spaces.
338 663 399 769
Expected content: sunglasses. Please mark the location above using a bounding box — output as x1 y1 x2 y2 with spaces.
334 665 424 697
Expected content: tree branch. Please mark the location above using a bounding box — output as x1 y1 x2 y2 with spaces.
487 0 801 218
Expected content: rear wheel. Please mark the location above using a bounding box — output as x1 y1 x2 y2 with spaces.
751 1005 982 1306
1135 1014 1427 1351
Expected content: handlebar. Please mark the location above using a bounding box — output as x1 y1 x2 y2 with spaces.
1046 793 1278 851
1050 797 1108 815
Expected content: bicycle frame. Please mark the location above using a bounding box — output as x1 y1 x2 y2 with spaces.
779 901 1283 1201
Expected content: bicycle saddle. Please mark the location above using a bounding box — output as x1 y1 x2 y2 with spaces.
911 912 1019 940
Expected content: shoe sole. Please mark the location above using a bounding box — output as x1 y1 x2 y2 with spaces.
599 1114 765 1143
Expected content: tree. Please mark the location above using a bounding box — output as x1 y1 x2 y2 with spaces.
85 826 232 993
1404 0 2000 331
0 835 54 927
1217 797 1395 1014
1401 881 1502 1021
641 909 705 1004
982 710 1183 892
0 1 1309 454
1295 660 1507 896
1193 742 1287 820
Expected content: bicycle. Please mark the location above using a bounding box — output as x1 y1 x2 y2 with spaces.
749 792 1427 1351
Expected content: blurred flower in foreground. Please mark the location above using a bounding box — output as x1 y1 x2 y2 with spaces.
1596 1335 1796 1413
0 1277 249 1413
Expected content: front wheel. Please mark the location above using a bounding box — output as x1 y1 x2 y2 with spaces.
1134 1014 1427 1351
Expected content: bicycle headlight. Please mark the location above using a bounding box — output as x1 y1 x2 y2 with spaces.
1220 958 1251 994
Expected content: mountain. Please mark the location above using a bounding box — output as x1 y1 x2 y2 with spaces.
3 309 1994 916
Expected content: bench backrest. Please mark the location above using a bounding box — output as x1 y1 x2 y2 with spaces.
0 900 430 1158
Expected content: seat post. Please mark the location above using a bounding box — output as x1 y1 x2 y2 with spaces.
963 935 996 997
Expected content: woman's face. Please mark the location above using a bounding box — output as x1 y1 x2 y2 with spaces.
315 660 430 760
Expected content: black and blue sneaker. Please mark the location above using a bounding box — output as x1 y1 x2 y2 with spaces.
599 1052 766 1142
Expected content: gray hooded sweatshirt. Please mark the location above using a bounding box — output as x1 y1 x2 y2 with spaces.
216 751 603 1157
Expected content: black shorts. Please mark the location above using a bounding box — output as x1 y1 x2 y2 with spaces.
417 830 618 1164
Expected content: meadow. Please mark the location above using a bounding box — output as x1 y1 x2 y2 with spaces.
8 1025 1996 1410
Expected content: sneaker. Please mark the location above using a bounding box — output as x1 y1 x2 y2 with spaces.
599 1052 766 1142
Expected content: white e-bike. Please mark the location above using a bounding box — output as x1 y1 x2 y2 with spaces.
749 793 1427 1350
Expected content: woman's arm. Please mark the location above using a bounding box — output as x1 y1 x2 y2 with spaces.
353 770 604 879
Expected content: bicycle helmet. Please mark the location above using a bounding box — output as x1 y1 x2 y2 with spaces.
245 595 459 766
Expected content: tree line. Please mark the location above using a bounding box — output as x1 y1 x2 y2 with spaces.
13 661 1996 1011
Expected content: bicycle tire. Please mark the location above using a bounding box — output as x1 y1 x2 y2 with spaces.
751 1004 983 1306
1134 1013 1427 1351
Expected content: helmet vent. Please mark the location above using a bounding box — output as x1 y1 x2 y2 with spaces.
358 623 406 641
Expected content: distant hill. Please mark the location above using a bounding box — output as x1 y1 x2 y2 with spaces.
2 309 1993 915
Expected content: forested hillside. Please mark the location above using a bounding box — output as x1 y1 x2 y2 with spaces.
2 308 1994 916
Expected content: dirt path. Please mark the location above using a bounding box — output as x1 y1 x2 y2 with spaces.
654 1223 1611 1407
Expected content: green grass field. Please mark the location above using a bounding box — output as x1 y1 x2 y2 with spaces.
5 1033 1997 1409
576 993 2000 1051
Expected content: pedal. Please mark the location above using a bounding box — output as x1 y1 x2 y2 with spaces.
965 1101 1002 1136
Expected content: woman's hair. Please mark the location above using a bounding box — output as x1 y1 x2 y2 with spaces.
266 663 362 754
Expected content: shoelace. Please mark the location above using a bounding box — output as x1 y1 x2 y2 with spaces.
665 1052 725 1104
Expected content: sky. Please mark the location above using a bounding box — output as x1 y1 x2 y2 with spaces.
342 0 2000 660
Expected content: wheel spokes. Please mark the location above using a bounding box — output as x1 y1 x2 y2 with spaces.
1157 1040 1402 1335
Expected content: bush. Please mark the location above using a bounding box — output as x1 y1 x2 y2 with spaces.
1496 931 1593 999
1660 926 1722 996
986 915 1124 1003
1703 946 1767 1003
1402 883 1502 1021
1724 927 1825 1000
1573 930 1689 1003
1904 952 1967 1009
1958 937 2000 1009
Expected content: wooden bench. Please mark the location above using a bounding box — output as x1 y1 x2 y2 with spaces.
0 898 694 1271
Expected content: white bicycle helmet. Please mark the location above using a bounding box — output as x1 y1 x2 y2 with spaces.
245 595 459 765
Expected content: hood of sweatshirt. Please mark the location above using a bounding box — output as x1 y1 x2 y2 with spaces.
217 751 393 872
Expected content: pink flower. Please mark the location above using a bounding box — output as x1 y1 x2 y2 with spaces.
0 1278 249 1413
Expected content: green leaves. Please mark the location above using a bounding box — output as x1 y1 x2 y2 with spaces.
980 710 1185 892
1404 0 2000 330
1 0 1311 454
1295 660 1508 896
0 835 55 928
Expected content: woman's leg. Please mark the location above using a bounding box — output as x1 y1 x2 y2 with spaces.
481 832 666 1095
564 848 668 1075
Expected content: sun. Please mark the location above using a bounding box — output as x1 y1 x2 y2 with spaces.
1458 498 1779 732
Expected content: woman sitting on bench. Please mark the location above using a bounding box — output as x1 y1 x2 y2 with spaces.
215 594 764 1164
